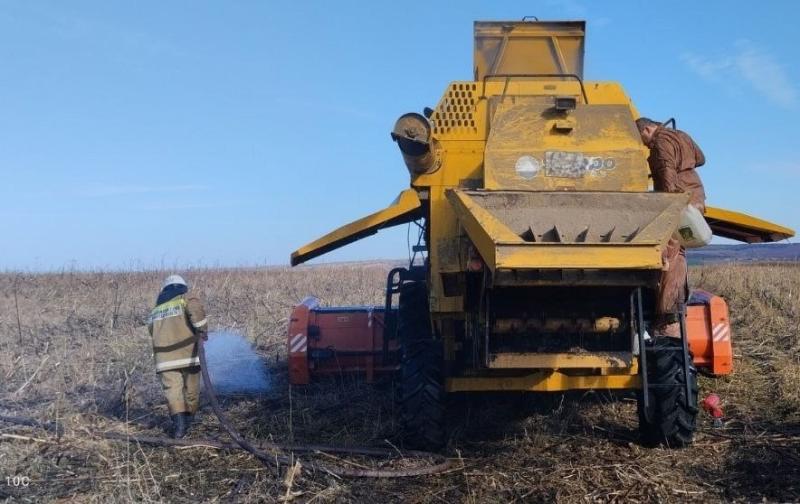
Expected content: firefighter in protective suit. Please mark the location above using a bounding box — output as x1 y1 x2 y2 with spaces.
636 117 707 338
147 275 208 438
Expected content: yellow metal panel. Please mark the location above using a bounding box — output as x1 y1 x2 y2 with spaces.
446 189 520 240
427 81 639 144
584 82 639 114
483 98 650 191
446 189 683 273
428 186 463 313
413 140 485 187
487 352 633 369
445 188 511 269
704 206 794 243
446 371 640 392
429 83 483 141
633 193 689 243
496 243 662 270
290 189 421 266
473 21 585 80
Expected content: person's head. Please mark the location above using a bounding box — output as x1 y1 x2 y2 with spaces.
635 117 660 145
162 274 187 290
156 275 188 304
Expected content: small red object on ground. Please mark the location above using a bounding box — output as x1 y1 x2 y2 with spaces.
701 393 724 419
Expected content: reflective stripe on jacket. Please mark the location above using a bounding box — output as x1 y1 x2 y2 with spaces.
147 294 207 373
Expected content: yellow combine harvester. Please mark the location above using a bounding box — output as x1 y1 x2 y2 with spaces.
289 20 794 449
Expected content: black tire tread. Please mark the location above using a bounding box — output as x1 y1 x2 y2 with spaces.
638 337 699 448
397 281 445 449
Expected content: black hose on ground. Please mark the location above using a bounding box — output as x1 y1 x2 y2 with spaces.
0 343 452 478
197 338 289 471
194 338 453 477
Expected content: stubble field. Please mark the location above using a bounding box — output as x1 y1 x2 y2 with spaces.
0 262 798 503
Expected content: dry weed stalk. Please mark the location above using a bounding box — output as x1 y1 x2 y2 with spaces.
0 262 797 501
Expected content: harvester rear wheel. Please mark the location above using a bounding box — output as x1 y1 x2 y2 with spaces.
638 337 699 448
397 281 445 450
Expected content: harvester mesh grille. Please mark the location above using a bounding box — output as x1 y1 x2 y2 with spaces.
432 82 478 137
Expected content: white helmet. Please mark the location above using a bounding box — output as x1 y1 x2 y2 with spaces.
162 274 187 289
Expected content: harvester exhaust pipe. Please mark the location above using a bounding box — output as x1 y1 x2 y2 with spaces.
391 112 440 175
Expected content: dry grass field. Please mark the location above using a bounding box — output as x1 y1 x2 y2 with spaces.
0 262 798 503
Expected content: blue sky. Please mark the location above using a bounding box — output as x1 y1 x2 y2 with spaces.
0 1 797 270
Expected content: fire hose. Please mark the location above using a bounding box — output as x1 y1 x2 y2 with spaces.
196 337 452 477
0 342 452 479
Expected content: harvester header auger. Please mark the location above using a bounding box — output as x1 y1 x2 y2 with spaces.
289 18 794 450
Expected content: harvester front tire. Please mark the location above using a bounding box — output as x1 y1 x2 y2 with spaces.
638 337 699 448
397 282 445 450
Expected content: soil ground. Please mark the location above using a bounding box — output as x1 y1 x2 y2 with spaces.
0 263 798 502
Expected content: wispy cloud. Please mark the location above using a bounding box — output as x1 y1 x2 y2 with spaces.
80 184 207 197
734 40 797 109
681 40 797 108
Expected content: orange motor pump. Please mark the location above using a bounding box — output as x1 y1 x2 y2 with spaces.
287 297 399 385
686 290 734 375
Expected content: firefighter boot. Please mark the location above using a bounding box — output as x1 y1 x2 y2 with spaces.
182 412 194 432
171 414 187 439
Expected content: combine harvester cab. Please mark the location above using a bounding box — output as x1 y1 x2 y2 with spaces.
289 19 794 449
